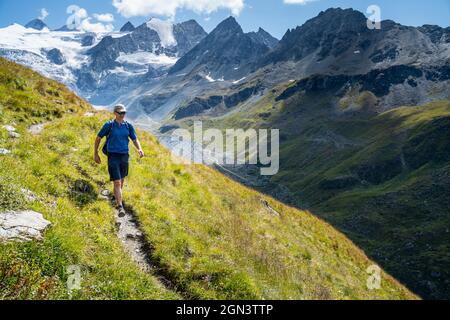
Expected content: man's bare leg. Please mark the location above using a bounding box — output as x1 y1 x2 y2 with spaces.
114 180 123 208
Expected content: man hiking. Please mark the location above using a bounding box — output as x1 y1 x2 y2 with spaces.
94 104 145 217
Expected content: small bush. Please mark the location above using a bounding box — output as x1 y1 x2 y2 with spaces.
69 179 97 206
0 178 27 211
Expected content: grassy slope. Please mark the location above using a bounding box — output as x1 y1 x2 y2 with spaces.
0 58 415 300
198 80 450 299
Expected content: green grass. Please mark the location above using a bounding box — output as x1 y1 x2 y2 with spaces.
0 57 416 300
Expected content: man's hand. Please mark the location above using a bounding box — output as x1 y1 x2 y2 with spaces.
94 153 102 164
138 149 145 158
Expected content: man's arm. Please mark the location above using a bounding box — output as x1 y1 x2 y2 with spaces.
94 136 102 164
132 138 145 158
129 124 144 158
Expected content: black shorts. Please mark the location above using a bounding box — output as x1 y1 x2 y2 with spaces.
108 153 129 182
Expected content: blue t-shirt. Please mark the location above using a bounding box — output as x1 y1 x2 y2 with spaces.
98 120 137 154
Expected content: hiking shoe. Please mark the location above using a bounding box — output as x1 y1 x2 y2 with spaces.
118 206 126 218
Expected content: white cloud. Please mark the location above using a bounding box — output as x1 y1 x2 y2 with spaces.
147 19 177 47
80 18 115 33
39 8 49 20
67 5 88 20
93 13 115 23
112 0 245 18
283 0 318 4
65 5 114 32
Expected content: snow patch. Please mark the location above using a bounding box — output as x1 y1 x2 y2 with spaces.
205 73 224 82
232 77 246 84
116 51 178 67
0 24 87 69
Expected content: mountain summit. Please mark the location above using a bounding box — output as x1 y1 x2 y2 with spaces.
169 16 277 79
120 21 136 32
25 19 48 31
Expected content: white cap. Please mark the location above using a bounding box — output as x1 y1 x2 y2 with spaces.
114 104 127 113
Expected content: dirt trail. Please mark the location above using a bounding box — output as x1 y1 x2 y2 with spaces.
69 160 189 298
108 195 183 294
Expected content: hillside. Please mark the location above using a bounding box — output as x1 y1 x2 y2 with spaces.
0 58 416 299
178 78 450 299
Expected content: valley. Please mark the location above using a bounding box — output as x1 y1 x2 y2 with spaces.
0 57 416 299
1 6 449 300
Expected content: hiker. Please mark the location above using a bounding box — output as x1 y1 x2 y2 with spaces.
94 104 145 217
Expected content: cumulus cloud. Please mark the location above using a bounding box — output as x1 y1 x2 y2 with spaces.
283 0 318 4
67 5 88 20
80 18 115 32
39 8 49 20
93 13 115 23
66 5 114 32
112 0 245 18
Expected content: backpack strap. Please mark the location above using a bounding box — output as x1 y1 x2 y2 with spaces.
106 120 114 139
124 121 132 139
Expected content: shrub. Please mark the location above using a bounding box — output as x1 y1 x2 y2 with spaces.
0 178 27 211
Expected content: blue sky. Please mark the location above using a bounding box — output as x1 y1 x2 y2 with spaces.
0 0 448 38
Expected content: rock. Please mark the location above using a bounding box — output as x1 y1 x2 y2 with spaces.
46 48 66 65
21 188 38 202
0 211 51 242
101 190 110 197
81 34 96 47
83 112 95 117
9 131 21 139
2 125 16 132
260 199 281 217
0 148 11 155
28 123 45 135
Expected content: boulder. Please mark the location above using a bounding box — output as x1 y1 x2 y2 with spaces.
2 125 16 132
9 132 21 139
28 123 45 135
0 211 51 242
0 148 11 155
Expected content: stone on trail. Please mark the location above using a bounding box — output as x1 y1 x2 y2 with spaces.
2 125 16 133
0 210 51 242
28 123 45 135
9 131 21 139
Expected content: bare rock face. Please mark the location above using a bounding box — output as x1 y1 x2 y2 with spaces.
0 211 51 242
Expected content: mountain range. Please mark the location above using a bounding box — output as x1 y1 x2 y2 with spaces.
1 7 449 299
0 56 416 300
